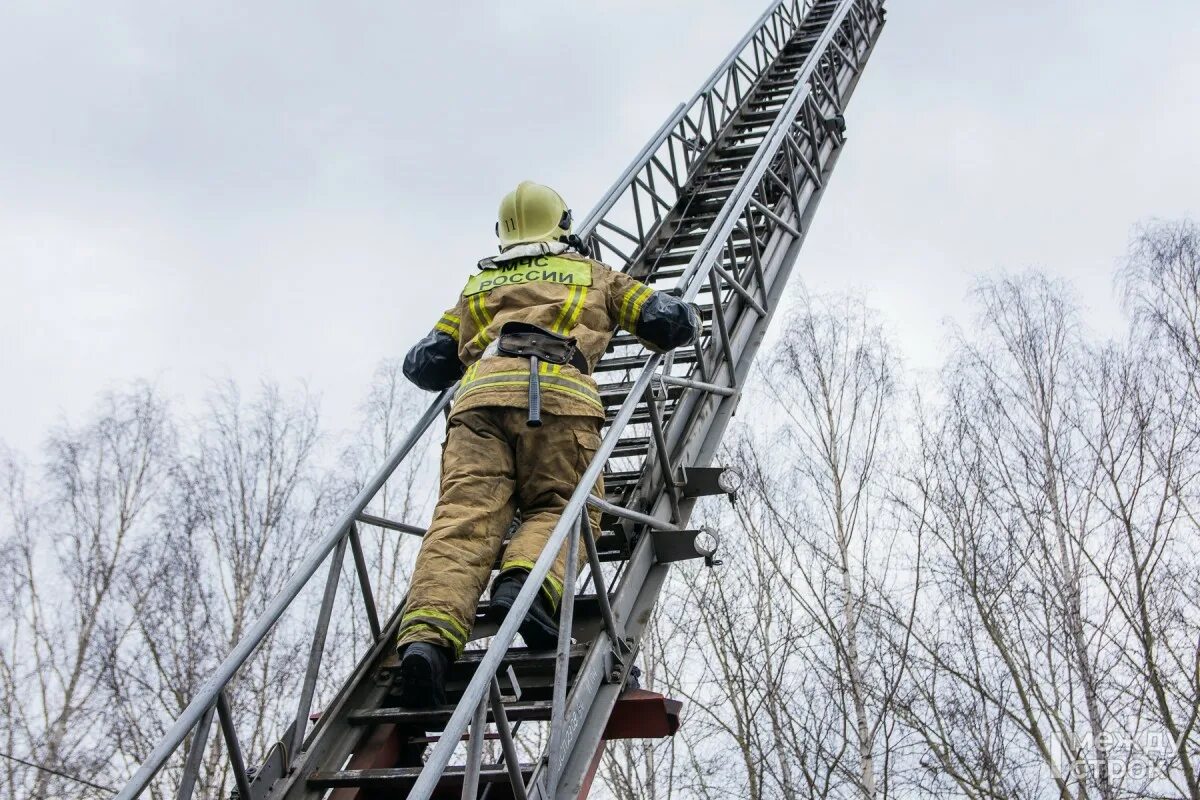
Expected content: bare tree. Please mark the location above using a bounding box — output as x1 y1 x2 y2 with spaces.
617 293 913 800
342 358 439 616
102 381 339 796
1122 219 1200 408
759 293 905 799
7 225 1200 800
895 270 1200 799
1107 219 1200 797
898 275 1116 798
0 386 170 800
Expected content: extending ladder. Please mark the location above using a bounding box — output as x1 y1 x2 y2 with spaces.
114 1 886 798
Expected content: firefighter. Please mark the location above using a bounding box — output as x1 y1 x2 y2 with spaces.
394 181 698 707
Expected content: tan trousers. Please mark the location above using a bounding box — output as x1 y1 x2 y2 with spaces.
396 407 604 657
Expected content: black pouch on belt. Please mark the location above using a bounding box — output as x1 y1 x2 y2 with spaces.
495 321 587 427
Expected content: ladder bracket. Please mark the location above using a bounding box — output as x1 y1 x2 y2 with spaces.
651 527 722 567
824 113 847 137
680 465 743 502
240 741 287 800
599 511 636 549
603 646 630 685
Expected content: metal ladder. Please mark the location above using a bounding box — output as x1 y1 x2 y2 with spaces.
113 1 886 798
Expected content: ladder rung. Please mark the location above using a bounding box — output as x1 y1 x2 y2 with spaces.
605 404 679 429
604 470 644 488
739 110 781 124
595 350 696 374
348 699 554 727
718 141 761 157
649 244 751 268
474 592 612 625
691 184 736 199
308 763 535 789
724 126 770 140
594 354 651 373
612 437 650 459
382 645 586 678
600 382 684 407
454 644 584 668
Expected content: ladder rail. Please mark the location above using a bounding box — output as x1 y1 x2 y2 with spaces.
409 4 886 795
404 347 668 800
113 388 453 800
111 0 886 796
662 1 886 489
542 1 889 793
578 0 820 274
676 0 862 301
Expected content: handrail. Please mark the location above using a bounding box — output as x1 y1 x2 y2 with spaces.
679 0 859 299
405 352 665 799
575 103 687 237
407 2 861 791
577 1 816 262
114 390 453 800
111 0 867 794
687 0 795 106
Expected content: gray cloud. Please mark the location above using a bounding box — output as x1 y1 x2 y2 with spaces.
2 0 1197 452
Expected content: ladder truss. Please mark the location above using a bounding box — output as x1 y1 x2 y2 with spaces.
114 1 886 798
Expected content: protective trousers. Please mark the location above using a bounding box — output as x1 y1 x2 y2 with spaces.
396 407 604 657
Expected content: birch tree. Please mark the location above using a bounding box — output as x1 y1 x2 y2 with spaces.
0 386 170 800
621 293 913 800
103 382 338 796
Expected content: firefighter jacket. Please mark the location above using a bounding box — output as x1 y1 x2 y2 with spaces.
403 243 698 419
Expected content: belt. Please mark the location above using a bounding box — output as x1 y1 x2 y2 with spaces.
483 322 590 428
481 339 590 375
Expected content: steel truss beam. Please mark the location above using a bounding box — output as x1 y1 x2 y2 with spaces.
113 1 886 798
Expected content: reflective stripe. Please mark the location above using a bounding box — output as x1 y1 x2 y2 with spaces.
538 379 602 408
459 369 597 393
618 283 653 331
455 370 602 410
500 559 564 610
458 380 602 410
435 312 459 340
467 294 494 347
478 294 495 329
551 285 587 334
399 623 465 658
564 286 588 332
399 608 469 656
401 608 469 642
478 357 563 376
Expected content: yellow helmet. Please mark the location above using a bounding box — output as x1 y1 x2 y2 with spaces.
496 181 573 250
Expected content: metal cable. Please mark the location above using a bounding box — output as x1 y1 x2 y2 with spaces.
0 750 117 794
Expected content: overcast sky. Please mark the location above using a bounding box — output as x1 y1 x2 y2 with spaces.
2 0 1197 454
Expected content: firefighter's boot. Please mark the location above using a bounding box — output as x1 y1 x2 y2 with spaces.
395 642 451 709
488 571 561 650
